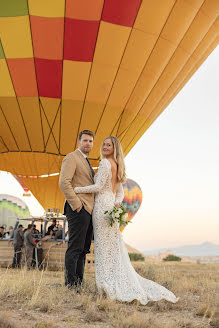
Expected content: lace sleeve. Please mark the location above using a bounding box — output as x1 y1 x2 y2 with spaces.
115 183 124 204
74 159 110 194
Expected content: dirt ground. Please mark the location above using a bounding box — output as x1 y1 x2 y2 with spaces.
0 262 218 328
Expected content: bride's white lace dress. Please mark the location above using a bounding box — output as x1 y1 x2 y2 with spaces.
75 159 178 305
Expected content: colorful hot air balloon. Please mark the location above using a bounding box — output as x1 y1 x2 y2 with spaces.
12 174 31 196
0 0 219 210
120 179 142 232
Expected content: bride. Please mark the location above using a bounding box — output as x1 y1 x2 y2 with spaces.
74 136 178 305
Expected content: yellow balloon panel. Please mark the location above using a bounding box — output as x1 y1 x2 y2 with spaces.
0 16 33 58
20 175 65 211
28 0 65 18
60 99 85 155
0 97 31 151
124 36 219 156
0 59 15 97
62 61 91 101
117 0 217 136
79 21 131 131
134 0 176 35
109 30 157 108
0 153 64 176
118 4 219 147
18 97 44 151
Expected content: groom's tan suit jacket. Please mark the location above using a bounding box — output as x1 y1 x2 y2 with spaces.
59 149 94 214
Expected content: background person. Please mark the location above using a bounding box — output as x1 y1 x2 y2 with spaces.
54 224 63 240
24 224 36 269
0 226 5 239
46 219 57 236
33 224 40 235
12 224 24 268
5 226 14 239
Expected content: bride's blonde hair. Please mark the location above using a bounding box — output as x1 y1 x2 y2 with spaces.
101 136 126 183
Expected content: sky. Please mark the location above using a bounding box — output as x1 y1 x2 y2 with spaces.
0 46 218 252
123 45 219 251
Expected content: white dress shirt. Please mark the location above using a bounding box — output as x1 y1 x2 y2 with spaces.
78 148 87 158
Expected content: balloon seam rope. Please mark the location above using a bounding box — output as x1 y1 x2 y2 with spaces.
0 104 20 151
0 148 99 161
59 0 66 155
116 0 178 139
0 136 9 152
44 101 62 150
39 99 60 153
26 2 45 150
0 43 31 151
111 110 124 138
39 101 46 151
96 110 124 161
153 34 219 119
0 40 20 151
118 0 208 142
17 98 33 151
47 149 61 176
125 34 219 154
73 0 106 150
146 22 219 125
94 0 144 136
39 99 51 153
123 12 218 153
59 101 62 155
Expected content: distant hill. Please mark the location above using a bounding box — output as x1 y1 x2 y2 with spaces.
143 242 219 257
125 243 143 255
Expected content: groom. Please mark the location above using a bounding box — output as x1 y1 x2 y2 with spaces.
59 130 95 288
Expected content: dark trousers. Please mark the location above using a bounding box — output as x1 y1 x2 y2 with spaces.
64 201 93 287
12 246 22 268
32 247 43 268
25 246 34 269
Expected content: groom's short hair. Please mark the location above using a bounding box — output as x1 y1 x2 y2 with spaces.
78 130 95 140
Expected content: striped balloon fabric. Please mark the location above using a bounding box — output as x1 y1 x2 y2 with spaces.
121 178 142 232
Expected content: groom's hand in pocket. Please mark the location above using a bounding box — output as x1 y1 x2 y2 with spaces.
76 204 83 213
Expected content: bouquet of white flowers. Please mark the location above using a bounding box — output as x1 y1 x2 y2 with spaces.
104 205 130 227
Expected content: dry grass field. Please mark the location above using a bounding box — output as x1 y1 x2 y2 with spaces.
0 261 218 328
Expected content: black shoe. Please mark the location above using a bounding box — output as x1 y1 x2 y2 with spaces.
66 284 82 293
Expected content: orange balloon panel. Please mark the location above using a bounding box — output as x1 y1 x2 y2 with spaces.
0 0 219 209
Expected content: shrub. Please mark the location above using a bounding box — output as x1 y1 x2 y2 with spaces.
128 253 144 261
163 254 181 262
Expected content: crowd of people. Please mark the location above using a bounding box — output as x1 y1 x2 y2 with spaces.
44 219 64 240
0 220 65 269
0 225 14 239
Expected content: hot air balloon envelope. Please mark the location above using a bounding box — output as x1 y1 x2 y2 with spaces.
120 178 142 232
0 0 218 209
